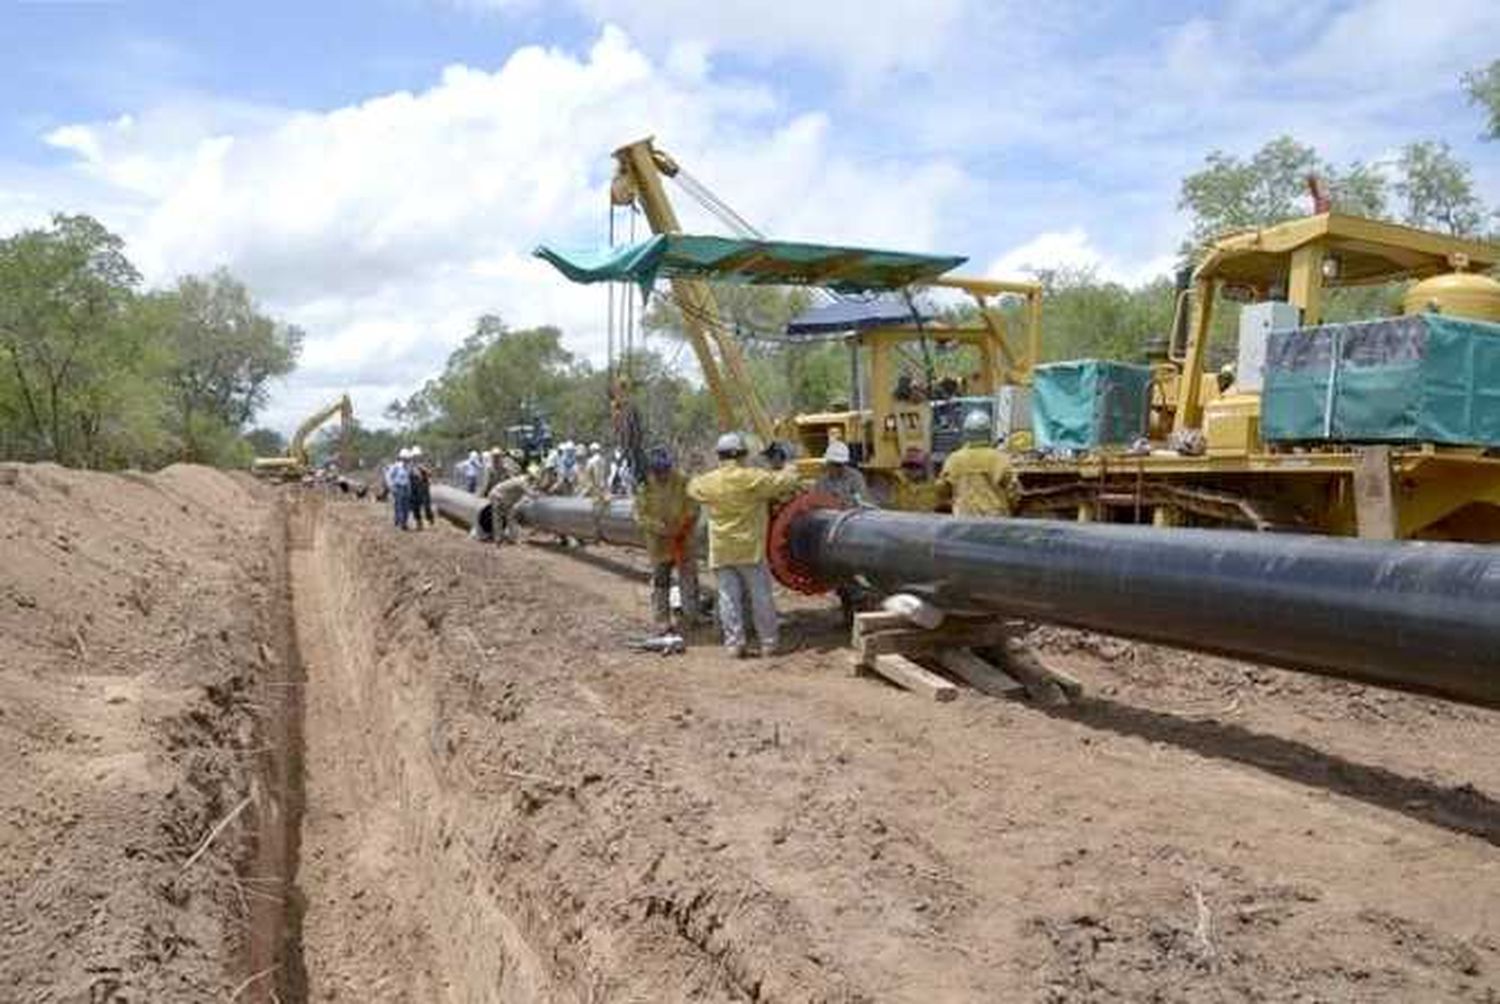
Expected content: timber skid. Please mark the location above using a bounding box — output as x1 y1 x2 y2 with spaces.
849 610 1082 706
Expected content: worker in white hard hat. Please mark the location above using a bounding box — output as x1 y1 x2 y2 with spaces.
939 408 1019 517
580 439 609 518
812 438 877 623
687 431 802 659
385 449 413 530
812 439 875 508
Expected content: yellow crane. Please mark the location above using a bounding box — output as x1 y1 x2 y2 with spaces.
251 393 353 481
606 137 1043 507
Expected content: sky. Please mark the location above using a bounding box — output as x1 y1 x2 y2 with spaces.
2 0 1497 434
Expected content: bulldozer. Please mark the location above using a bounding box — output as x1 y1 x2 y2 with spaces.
251 393 353 482
1012 213 1500 539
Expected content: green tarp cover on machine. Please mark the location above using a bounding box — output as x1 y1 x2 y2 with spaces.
1031 360 1153 451
533 234 967 294
1262 314 1500 447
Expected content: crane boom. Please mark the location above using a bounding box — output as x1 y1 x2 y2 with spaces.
611 138 776 443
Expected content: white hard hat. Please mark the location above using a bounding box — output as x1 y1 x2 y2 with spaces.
962 409 993 440
409 445 423 458
397 447 411 460
468 450 480 462
715 431 746 456
823 440 851 465
589 441 601 453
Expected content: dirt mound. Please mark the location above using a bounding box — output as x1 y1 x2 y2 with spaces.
293 499 1500 1002
0 463 294 1002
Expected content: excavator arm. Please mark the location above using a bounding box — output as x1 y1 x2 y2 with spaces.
288 393 353 468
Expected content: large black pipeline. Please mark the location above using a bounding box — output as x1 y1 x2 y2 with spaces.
430 483 1500 709
787 509 1500 709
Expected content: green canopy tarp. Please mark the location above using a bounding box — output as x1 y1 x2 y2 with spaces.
533 233 966 294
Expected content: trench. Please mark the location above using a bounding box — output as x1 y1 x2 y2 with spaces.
279 495 564 1001
240 497 311 1004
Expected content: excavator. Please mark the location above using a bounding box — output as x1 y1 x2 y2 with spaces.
593 137 1045 509
251 393 353 481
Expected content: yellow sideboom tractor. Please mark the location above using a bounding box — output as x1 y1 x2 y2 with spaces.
545 137 1500 542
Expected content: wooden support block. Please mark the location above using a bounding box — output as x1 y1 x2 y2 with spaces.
857 619 1011 665
935 649 1026 698
986 640 1083 704
865 653 958 702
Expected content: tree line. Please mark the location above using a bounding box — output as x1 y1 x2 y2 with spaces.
7 61 1496 470
0 214 301 468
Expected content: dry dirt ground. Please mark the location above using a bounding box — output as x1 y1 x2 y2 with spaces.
0 463 301 1002
4 464 1500 1003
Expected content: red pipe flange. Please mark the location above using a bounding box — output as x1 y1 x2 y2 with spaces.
766 491 845 594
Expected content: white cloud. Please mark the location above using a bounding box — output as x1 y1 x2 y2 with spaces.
987 227 1175 288
456 0 970 79
37 26 973 434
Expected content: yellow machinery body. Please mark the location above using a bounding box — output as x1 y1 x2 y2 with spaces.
611 137 1042 511
252 393 353 481
1403 266 1500 322
1013 214 1500 540
607 141 1500 540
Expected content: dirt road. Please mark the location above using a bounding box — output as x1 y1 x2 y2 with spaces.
3 465 1498 1002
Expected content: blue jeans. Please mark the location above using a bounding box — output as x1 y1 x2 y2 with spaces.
715 563 778 652
392 485 411 528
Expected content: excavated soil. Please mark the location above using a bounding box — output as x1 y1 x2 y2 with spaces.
294 498 1500 1003
0 463 303 1003
4 464 1500 1002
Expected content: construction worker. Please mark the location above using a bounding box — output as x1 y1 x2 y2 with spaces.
408 446 435 528
813 440 875 508
581 442 608 501
687 432 801 659
385 448 412 530
939 410 1019 517
814 439 876 623
460 450 482 494
487 469 536 545
634 446 702 632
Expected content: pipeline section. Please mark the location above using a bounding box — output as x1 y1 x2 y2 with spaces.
429 484 1500 709
430 486 649 547
431 484 495 536
787 509 1500 709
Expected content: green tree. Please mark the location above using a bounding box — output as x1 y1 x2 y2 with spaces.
146 269 303 462
1464 59 1500 140
243 427 287 457
0 214 145 464
1178 137 1390 259
1394 141 1486 236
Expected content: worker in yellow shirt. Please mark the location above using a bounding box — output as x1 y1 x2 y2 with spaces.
687 432 802 658
939 410 1019 517
633 445 702 632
